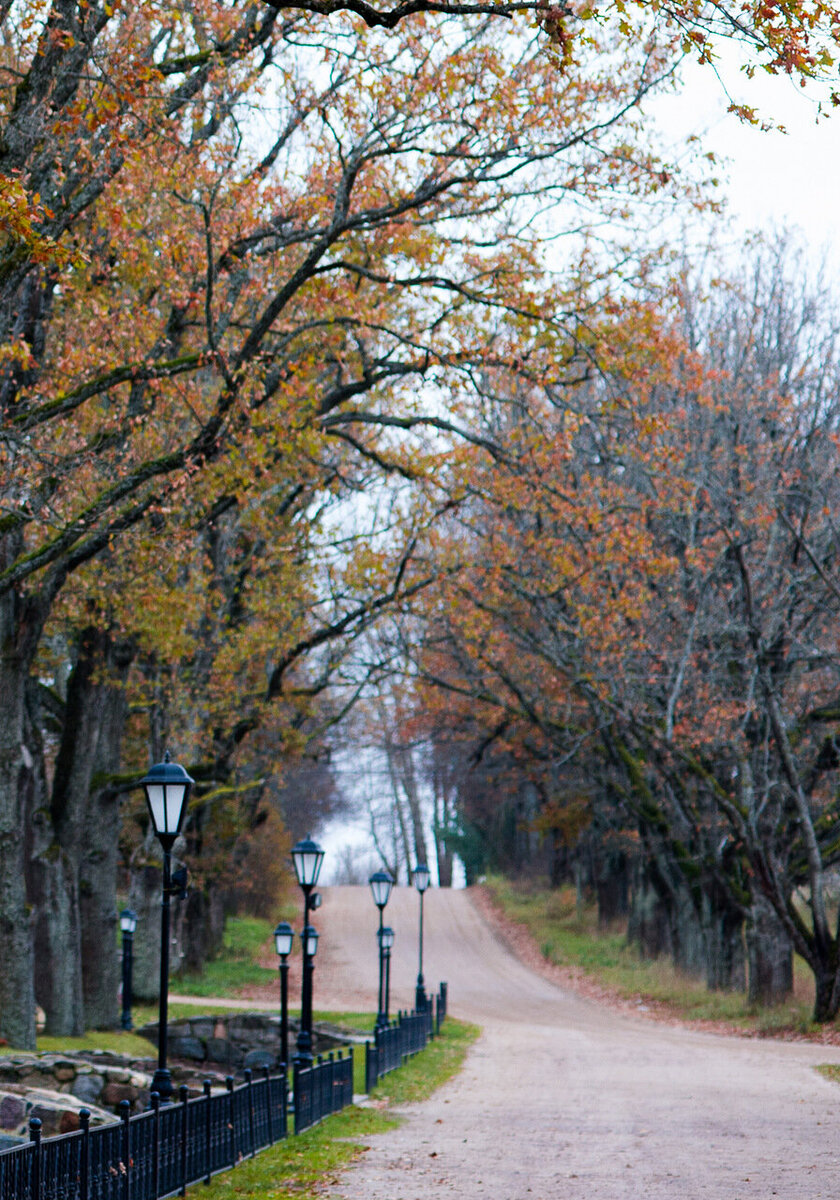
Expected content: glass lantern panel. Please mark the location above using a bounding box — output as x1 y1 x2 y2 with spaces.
164 783 187 834
145 783 167 834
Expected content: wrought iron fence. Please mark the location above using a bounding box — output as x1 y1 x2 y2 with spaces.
292 1050 354 1134
364 982 447 1093
0 1065 287 1200
0 984 448 1200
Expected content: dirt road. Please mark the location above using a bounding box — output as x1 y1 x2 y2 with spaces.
312 885 840 1200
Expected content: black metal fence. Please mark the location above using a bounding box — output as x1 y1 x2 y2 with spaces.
0 1064 288 1200
0 984 449 1200
292 1050 354 1134
364 982 448 1093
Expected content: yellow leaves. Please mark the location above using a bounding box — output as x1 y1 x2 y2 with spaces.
0 174 68 280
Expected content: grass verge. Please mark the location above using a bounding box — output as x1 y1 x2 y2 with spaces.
483 875 821 1037
191 1018 480 1200
176 916 277 995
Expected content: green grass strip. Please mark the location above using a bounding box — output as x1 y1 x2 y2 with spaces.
191 1018 479 1199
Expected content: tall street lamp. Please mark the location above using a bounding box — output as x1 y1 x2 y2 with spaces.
119 909 138 1031
291 835 325 1065
413 863 431 1012
369 870 393 1030
380 925 394 1023
138 751 194 1102
273 921 294 1067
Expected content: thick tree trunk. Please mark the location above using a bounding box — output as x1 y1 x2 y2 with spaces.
627 867 672 960
30 840 84 1035
34 628 109 1035
178 887 226 974
80 639 133 1030
79 783 122 1030
812 965 840 1024
595 851 628 927
747 892 793 1007
0 545 39 1048
129 845 188 1001
702 888 745 992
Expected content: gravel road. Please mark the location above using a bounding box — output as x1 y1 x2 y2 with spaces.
311 884 840 1200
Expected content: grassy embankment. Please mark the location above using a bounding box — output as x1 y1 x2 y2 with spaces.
484 874 823 1037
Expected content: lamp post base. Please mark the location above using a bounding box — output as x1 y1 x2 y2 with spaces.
415 983 427 1013
150 1067 173 1103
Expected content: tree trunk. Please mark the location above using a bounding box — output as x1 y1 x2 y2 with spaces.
627 861 672 960
747 892 793 1007
128 862 164 1002
34 627 110 1035
595 851 628 927
812 964 839 1024
178 886 226 974
702 887 745 992
79 782 122 1030
79 639 133 1030
0 543 39 1048
129 844 188 1001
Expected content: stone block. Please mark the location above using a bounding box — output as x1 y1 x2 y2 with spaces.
205 1039 231 1064
242 1049 274 1071
54 1066 76 1082
189 1019 216 1041
169 1036 205 1061
70 1074 104 1106
0 1094 26 1130
101 1082 139 1108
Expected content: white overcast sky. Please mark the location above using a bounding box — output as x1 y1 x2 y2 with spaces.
655 47 840 257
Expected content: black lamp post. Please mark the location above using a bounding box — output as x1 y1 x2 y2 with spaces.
291 835 325 1065
119 909 138 1031
273 921 294 1067
369 870 393 1030
138 751 194 1103
413 862 431 1012
380 925 394 1023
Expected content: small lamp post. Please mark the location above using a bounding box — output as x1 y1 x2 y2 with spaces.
380 925 395 1023
413 863 431 1012
369 870 393 1030
138 751 194 1102
274 921 294 1067
291 835 325 1065
119 909 138 1031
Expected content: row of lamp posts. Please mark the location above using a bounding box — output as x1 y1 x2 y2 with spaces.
126 750 432 1103
369 861 431 1032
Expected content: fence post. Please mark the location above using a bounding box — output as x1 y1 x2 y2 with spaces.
245 1068 256 1157
364 1040 374 1094
203 1080 212 1185
79 1108 91 1200
28 1117 41 1200
281 1064 288 1138
264 1066 275 1146
179 1084 189 1196
151 1090 161 1200
226 1076 237 1168
119 1099 131 1200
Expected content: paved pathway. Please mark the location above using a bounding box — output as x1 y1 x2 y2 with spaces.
311 885 840 1200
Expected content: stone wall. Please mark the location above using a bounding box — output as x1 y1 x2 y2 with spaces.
137 1012 361 1070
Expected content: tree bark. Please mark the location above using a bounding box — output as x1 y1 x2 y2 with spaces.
33 627 110 1035
747 892 793 1007
595 851 628 927
0 535 39 1048
79 638 133 1030
701 887 745 992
